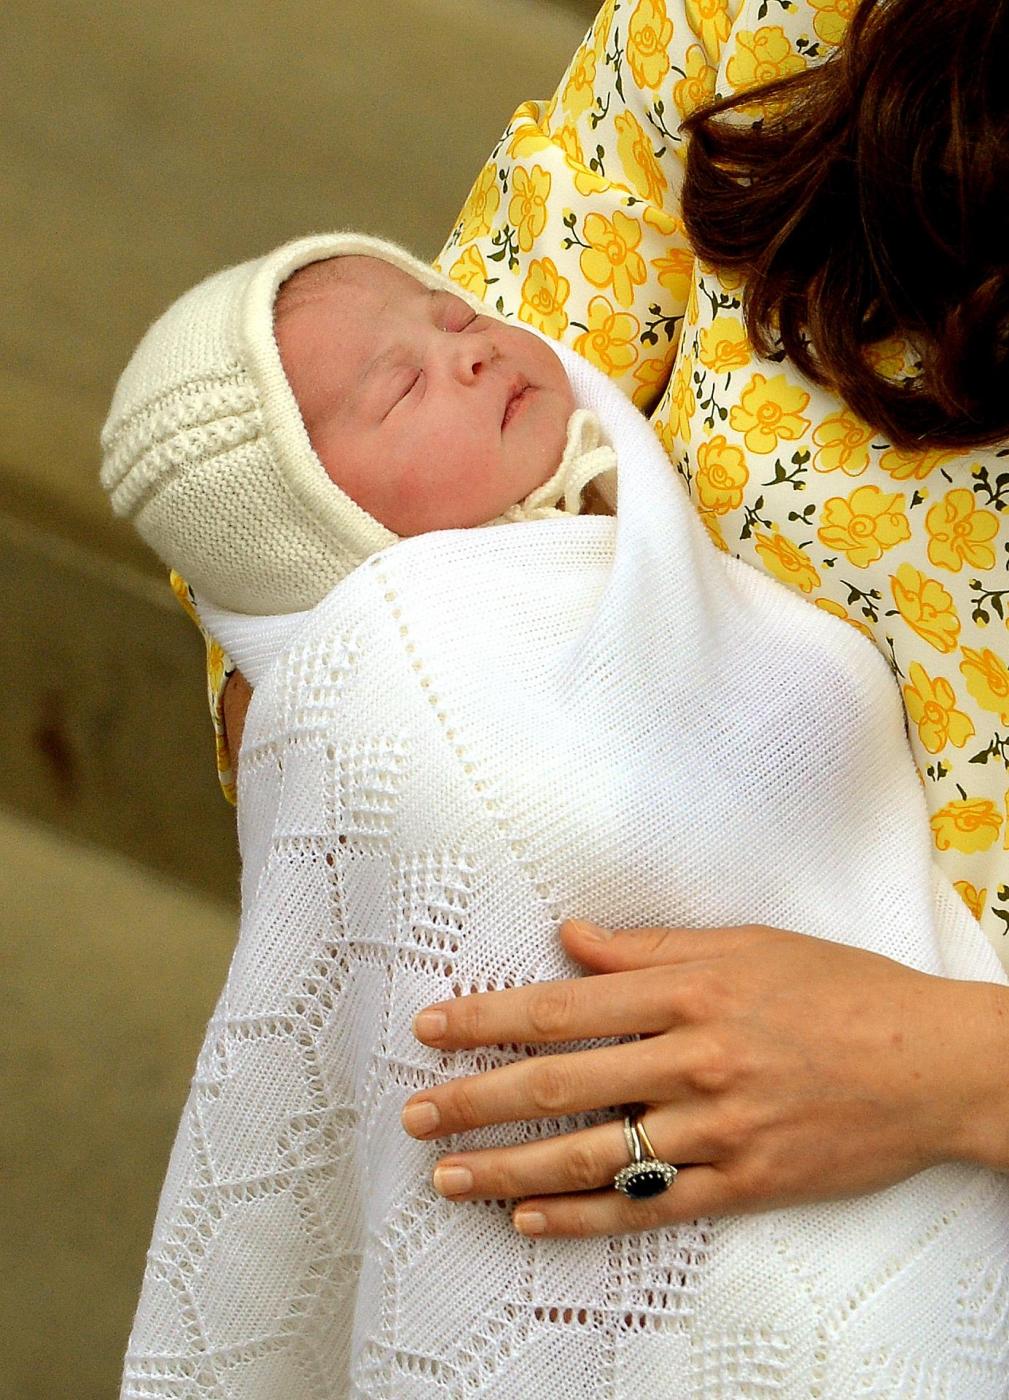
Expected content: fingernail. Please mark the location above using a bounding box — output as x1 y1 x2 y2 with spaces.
568 919 612 941
413 1009 448 1041
513 1209 547 1236
433 1164 473 1196
402 1101 440 1136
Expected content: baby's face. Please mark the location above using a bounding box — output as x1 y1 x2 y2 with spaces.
274 256 575 534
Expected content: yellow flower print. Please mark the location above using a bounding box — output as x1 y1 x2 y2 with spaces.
699 259 746 293
556 126 609 194
811 410 874 475
562 43 597 120
667 354 697 440
808 0 859 47
889 563 961 654
686 273 701 326
643 205 686 239
592 0 617 59
506 104 552 158
457 162 501 245
959 647 1009 724
627 0 675 90
615 110 668 204
931 798 1002 855
753 532 821 593
206 637 228 698
653 409 678 460
556 124 584 166
509 165 551 253
698 509 730 552
576 169 611 197
925 488 998 573
953 880 987 922
580 210 648 308
673 45 716 120
903 661 975 754
695 434 749 513
729 373 811 454
698 316 751 373
448 246 488 300
632 353 674 412
169 569 198 625
507 131 551 159
652 246 695 304
582 173 614 201
685 0 732 61
572 296 640 377
879 445 958 481
518 258 570 339
213 722 235 778
818 485 911 568
726 27 807 91
864 335 909 380
813 597 874 642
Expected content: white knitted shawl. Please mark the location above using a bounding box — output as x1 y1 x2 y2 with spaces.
122 342 1009 1400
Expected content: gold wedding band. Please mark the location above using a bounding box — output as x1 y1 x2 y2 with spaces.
613 1110 678 1200
635 1116 659 1161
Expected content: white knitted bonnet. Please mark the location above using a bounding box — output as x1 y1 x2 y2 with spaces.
101 232 600 616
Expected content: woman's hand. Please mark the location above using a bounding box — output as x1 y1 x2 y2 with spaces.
402 920 1009 1237
221 668 252 774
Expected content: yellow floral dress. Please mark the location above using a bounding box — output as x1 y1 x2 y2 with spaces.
186 0 1009 968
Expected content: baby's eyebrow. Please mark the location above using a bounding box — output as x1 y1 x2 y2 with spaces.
361 345 399 383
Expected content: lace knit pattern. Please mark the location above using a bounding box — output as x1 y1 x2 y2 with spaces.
121 345 1009 1399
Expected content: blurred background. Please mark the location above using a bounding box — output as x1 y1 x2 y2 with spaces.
1 2 597 1393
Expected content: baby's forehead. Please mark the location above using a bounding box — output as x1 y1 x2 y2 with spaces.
276 254 425 320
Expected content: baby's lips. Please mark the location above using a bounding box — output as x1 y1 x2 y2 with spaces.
502 378 532 428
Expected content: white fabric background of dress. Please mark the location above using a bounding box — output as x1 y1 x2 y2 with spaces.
122 341 1009 1400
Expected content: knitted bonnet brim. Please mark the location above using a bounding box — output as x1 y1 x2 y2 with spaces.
100 232 511 615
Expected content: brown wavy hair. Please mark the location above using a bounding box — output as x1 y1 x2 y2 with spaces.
679 0 1009 449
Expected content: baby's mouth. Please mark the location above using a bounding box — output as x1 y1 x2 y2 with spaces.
502 380 532 429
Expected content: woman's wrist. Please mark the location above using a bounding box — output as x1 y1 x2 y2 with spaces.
943 978 1009 1172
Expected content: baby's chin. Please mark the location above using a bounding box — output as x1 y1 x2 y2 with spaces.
507 401 577 500
542 388 578 460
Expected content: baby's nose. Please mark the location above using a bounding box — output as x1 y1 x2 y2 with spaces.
449 329 498 383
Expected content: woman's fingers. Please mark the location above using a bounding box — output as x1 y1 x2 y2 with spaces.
560 918 777 974
411 925 789 1053
403 1035 689 1138
430 1099 742 1240
412 965 699 1050
511 1164 738 1238
432 1106 711 1202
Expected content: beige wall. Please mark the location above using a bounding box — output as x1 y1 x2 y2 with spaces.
1 4 597 1396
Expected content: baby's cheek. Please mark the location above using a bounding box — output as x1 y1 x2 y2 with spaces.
392 444 486 533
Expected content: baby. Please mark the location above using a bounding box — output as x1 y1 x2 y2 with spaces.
106 234 1009 1400
100 233 615 617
